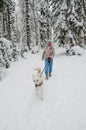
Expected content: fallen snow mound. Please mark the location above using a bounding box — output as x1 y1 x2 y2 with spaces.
67 45 85 55
31 45 40 54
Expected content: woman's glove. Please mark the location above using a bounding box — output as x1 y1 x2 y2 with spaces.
48 57 51 63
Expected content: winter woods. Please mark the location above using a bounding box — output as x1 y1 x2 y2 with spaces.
15 0 52 48
0 0 86 68
0 0 19 69
15 0 86 49
51 0 86 47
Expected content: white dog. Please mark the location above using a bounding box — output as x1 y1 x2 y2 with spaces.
32 68 43 101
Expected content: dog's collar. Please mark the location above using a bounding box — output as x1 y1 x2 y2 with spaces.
35 82 43 87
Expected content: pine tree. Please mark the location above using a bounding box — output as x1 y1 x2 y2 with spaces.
39 0 52 46
51 0 85 49
51 0 67 45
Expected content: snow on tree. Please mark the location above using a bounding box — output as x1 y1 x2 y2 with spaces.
0 0 17 42
0 38 20 68
0 38 12 68
39 0 52 47
50 0 85 55
10 1 17 43
0 0 20 68
15 0 41 50
1 0 86 61
51 0 68 46
31 0 39 46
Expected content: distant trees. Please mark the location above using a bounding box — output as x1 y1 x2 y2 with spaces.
35 0 52 46
13 0 86 50
0 0 16 43
15 0 52 48
0 0 86 69
50 0 85 48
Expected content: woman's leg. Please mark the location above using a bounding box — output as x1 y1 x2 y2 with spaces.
49 59 53 75
45 59 49 75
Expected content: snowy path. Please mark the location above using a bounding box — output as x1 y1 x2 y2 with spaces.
0 48 86 130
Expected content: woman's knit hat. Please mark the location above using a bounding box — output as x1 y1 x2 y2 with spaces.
45 39 52 43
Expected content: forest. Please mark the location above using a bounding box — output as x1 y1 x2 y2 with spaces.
0 0 86 69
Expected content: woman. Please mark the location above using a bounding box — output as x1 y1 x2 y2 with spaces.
42 41 55 79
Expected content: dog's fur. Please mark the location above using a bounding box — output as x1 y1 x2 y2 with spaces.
32 68 43 101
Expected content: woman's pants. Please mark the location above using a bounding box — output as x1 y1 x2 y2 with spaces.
45 58 53 75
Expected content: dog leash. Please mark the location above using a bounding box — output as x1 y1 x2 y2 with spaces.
41 67 45 75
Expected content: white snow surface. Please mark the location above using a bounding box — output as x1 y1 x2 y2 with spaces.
0 47 86 130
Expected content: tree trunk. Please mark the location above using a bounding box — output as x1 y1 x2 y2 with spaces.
78 0 83 46
0 12 3 38
25 0 31 50
7 5 11 40
33 0 39 45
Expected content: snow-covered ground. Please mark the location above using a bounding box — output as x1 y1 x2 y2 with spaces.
0 47 86 130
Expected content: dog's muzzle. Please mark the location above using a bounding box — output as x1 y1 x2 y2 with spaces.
35 84 38 88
